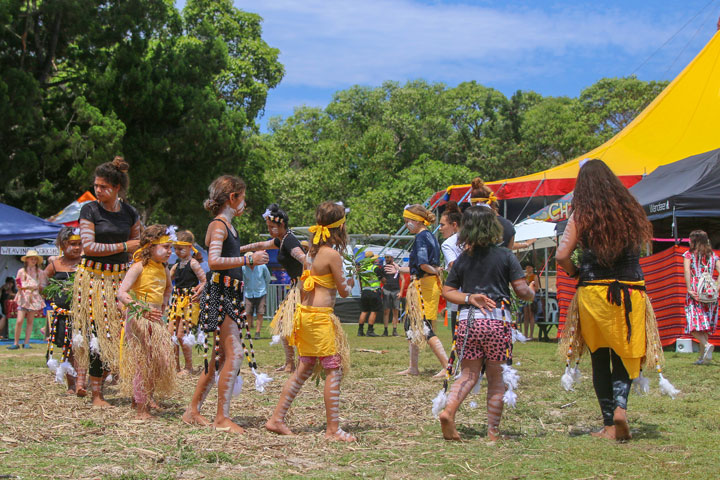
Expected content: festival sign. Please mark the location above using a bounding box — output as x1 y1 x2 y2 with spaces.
529 192 573 222
1 245 59 256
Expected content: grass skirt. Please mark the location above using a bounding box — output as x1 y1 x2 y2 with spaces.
168 287 199 336
71 260 126 372
270 282 300 338
119 311 177 401
405 278 428 348
559 289 665 372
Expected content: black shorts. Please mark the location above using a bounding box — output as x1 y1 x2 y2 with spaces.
360 288 382 313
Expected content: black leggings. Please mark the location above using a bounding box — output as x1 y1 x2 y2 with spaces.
590 347 631 426
89 351 104 378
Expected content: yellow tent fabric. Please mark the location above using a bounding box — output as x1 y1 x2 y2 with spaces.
473 31 720 199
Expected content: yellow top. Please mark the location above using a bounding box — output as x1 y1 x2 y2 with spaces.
132 260 167 306
300 270 337 292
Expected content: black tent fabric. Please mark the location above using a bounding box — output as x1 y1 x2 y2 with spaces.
630 148 720 221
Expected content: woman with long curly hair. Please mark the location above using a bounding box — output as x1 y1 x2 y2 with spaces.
556 159 655 442
683 229 720 364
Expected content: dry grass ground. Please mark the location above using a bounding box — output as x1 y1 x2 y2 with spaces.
1 324 718 480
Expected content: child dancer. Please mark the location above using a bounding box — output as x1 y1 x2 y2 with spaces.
182 175 269 433
168 229 206 374
265 201 355 442
117 225 177 419
439 206 535 441
45 227 82 394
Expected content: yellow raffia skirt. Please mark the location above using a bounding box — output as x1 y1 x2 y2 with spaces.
405 276 441 347
289 304 350 375
167 288 200 335
270 282 301 338
70 260 126 372
559 280 664 379
119 310 177 400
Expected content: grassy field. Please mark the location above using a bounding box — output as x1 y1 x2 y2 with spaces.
0 323 718 480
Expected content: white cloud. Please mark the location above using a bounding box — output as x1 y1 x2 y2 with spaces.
236 0 679 88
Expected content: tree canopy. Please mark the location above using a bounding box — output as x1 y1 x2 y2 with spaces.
0 1 668 237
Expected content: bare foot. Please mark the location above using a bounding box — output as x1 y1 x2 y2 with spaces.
66 388 76 396
396 368 420 376
613 407 632 442
433 369 447 378
591 426 616 440
148 398 164 411
275 363 295 373
76 386 87 398
91 396 111 408
487 427 502 442
182 409 211 426
325 428 356 442
265 418 294 435
439 411 460 441
178 368 193 376
213 417 245 434
135 404 152 420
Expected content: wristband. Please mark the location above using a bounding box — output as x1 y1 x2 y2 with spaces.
123 242 127 252
248 254 254 266
465 293 470 305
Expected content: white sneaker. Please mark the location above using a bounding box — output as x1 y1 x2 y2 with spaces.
703 343 714 364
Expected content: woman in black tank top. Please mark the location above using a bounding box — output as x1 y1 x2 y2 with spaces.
183 175 271 434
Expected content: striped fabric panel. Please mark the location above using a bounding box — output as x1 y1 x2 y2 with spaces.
557 245 719 346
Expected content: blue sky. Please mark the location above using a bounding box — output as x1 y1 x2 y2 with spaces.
179 1 720 130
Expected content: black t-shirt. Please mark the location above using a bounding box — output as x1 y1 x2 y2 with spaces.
445 246 525 302
274 232 303 280
497 216 516 248
174 260 200 289
79 201 139 264
375 265 400 291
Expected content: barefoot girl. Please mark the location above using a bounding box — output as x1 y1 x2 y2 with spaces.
386 204 448 377
45 227 82 393
439 206 535 441
168 229 206 374
182 175 269 433
117 225 176 419
72 156 142 406
265 201 355 441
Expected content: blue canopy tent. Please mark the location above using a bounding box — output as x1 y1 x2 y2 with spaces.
0 203 62 241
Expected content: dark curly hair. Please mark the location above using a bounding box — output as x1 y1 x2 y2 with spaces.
94 156 130 197
572 159 652 266
457 206 502 252
265 203 289 226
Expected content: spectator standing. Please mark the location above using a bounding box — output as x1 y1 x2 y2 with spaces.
8 250 47 349
357 253 382 337
379 254 402 336
243 259 272 340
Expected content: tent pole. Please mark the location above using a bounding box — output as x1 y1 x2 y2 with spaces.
513 178 546 224
544 246 549 326
672 206 678 245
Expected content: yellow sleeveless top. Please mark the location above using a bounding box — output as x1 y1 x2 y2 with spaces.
132 260 167 306
300 270 336 292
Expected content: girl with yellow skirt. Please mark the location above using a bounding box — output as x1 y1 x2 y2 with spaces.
117 225 176 420
265 201 354 442
71 157 142 406
557 159 671 442
386 204 448 377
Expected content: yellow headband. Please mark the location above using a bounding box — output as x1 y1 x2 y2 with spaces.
132 235 174 262
309 217 346 245
68 235 81 241
470 192 498 205
174 241 198 254
403 210 430 226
